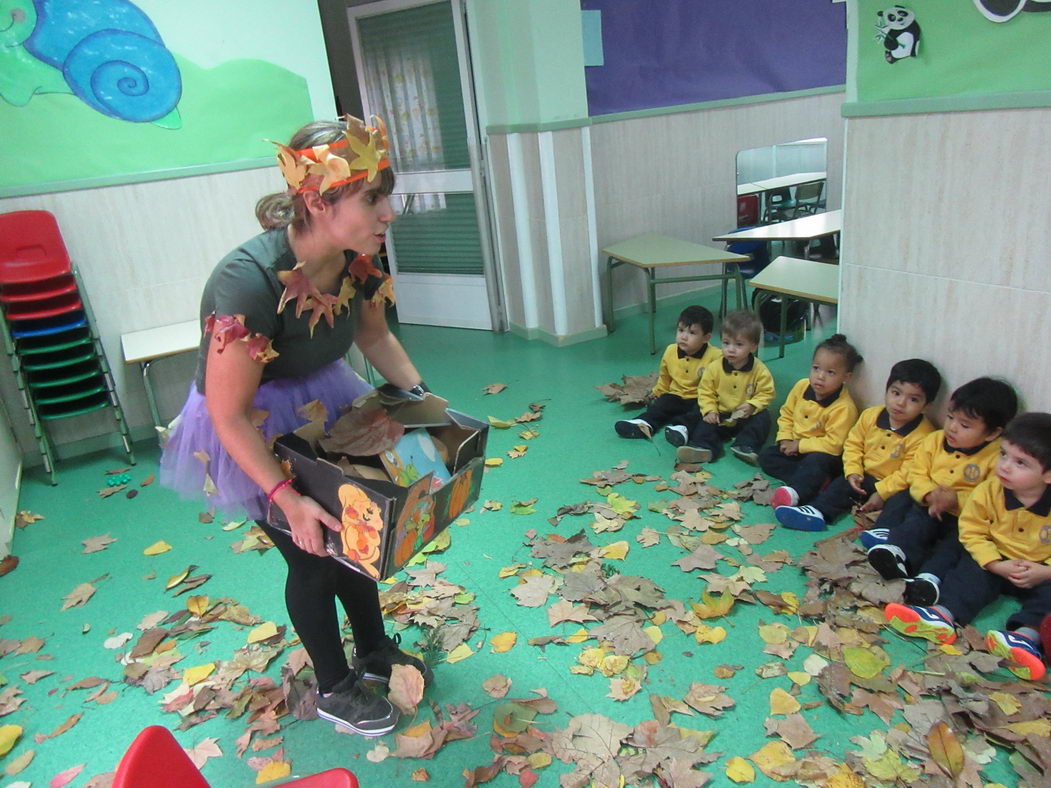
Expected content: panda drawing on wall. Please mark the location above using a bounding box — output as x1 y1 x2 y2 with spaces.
875 5 921 63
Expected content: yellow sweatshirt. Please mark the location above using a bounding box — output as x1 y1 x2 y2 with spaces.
842 406 936 500
959 476 1051 568
907 430 1001 516
652 343 723 399
775 378 858 456
698 356 775 420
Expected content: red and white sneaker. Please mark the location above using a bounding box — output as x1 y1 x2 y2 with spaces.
769 486 799 509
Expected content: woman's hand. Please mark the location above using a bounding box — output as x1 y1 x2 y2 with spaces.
275 487 342 557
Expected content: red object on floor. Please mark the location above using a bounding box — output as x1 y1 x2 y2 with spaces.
1040 612 1051 659
113 725 359 788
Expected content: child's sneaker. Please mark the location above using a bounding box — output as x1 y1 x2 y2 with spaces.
676 445 713 464
730 445 759 465
775 505 827 531
353 634 434 686
867 544 909 580
615 419 650 439
884 603 956 645
985 630 1046 681
769 486 799 508
664 425 688 447
858 527 890 550
316 671 400 736
904 572 940 606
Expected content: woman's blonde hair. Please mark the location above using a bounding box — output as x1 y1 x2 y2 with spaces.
255 120 396 231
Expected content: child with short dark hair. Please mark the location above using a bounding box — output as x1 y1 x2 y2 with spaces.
882 412 1051 681
868 377 1018 606
775 359 940 531
677 310 774 465
759 334 862 510
615 306 721 446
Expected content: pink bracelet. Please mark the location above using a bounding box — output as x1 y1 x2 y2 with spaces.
266 478 296 503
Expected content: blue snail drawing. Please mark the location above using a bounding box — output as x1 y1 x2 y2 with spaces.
1 0 182 128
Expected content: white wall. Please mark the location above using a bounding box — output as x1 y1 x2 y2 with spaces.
840 106 1051 414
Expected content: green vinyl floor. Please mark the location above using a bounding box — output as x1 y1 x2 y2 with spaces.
1 289 1042 787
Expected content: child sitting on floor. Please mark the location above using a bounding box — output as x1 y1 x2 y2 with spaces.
759 334 862 511
882 412 1051 682
867 377 1018 606
676 310 774 466
615 305 721 446
775 358 940 531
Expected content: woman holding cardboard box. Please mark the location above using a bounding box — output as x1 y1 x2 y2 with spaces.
161 116 431 736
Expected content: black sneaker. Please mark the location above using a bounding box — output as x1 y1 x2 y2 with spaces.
615 419 650 439
316 671 399 737
353 634 434 686
904 573 941 606
867 544 909 580
664 425 688 447
730 445 759 465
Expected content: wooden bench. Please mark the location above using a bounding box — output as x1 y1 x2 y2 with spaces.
121 319 200 441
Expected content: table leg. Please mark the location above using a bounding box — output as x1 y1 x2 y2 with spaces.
778 297 788 359
604 256 617 333
140 360 164 446
646 267 657 355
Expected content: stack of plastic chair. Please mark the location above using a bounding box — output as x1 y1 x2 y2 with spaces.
0 210 134 484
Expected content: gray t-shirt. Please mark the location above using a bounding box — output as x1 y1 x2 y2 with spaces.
193 229 379 392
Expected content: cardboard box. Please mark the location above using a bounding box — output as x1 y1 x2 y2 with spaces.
269 394 487 580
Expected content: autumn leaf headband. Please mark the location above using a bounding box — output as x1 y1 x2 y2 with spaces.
272 115 391 195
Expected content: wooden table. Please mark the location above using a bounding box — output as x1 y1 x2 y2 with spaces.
747 256 839 358
714 209 841 259
602 233 750 354
121 319 200 442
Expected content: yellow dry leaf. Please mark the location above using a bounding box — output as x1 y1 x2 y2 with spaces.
1006 719 1051 737
787 671 811 686
403 720 432 738
651 610 667 625
778 591 799 613
484 457 504 467
750 740 796 777
184 663 216 685
256 760 292 784
0 724 22 757
600 541 629 560
528 752 552 769
769 687 801 716
599 654 629 677
843 645 889 679
693 591 734 619
186 595 210 617
644 625 663 644
643 651 663 665
939 643 963 655
143 540 172 556
565 628 590 644
988 691 1021 715
487 416 515 429
927 721 965 779
3 747 34 776
757 622 789 644
578 647 607 669
725 756 755 783
694 625 727 644
411 768 430 781
826 765 866 788
499 563 526 578
248 621 280 644
446 643 474 663
490 632 517 653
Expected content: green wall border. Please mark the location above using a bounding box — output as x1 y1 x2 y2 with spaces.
842 89 1051 118
0 157 275 199
508 322 608 347
484 85 846 134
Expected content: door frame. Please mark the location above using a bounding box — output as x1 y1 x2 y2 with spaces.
345 0 505 331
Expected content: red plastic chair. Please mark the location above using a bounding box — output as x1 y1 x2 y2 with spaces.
113 726 359 788
736 194 759 227
0 210 73 284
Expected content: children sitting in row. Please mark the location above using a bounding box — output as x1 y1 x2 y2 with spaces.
774 359 940 531
614 306 721 444
883 412 1051 681
676 310 774 466
759 334 862 509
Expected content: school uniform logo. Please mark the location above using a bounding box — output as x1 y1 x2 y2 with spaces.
963 463 982 482
746 383 755 397
1040 524 1051 545
889 441 904 460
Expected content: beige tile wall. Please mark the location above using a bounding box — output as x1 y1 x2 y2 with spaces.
839 107 1051 415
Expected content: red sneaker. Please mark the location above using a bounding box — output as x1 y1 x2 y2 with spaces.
770 487 799 509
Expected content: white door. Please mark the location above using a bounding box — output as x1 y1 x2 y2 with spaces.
348 0 499 330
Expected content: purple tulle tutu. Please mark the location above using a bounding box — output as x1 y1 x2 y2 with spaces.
159 360 373 520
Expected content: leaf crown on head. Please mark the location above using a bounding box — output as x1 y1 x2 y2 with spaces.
272 115 391 195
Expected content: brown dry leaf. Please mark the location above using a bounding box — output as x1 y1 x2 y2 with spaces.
482 674 511 698
507 445 528 459
140 473 155 487
749 740 796 779
15 510 44 528
97 485 126 498
186 737 223 769
683 683 735 717
82 534 117 554
595 374 658 406
482 383 507 395
388 664 425 714
411 768 430 781
927 721 965 779
764 713 820 750
61 582 97 611
4 747 34 775
43 712 82 740
320 403 405 457
20 670 53 684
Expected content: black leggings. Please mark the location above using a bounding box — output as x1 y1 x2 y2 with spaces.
258 521 386 693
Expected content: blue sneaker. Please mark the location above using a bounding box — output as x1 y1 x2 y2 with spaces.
775 505 827 531
884 603 956 645
858 528 889 550
985 630 1046 681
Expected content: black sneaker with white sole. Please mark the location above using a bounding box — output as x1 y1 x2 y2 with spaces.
867 544 909 580
664 425 688 447
353 634 434 686
615 419 649 439
904 573 941 606
730 445 759 465
316 671 399 737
